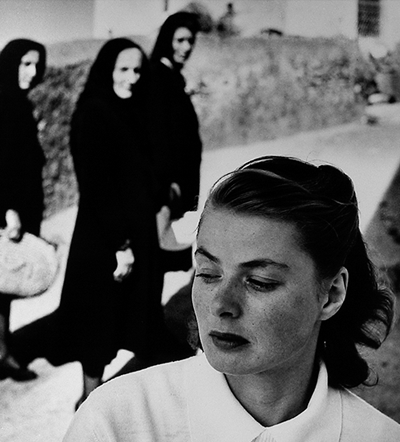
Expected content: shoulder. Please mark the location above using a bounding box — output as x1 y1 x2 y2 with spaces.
75 96 110 117
0 90 28 116
340 389 400 441
64 357 195 440
83 356 193 416
102 356 188 398
150 61 171 78
149 62 182 91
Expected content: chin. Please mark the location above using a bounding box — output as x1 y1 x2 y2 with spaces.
203 343 254 376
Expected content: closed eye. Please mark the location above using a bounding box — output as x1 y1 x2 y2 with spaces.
195 271 221 283
246 277 280 292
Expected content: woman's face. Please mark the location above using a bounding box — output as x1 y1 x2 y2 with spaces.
171 27 195 66
193 208 336 378
18 50 40 90
112 47 142 99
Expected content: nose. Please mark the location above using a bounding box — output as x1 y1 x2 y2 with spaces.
27 64 36 79
181 39 192 54
127 69 140 85
211 278 242 319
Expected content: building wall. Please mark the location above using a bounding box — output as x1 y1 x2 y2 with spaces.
93 0 168 39
92 0 287 39
2 0 399 55
192 0 286 36
284 0 358 39
380 0 400 50
0 0 94 50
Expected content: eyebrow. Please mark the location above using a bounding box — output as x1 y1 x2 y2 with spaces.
195 247 289 271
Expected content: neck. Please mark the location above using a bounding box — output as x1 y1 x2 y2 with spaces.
225 360 319 427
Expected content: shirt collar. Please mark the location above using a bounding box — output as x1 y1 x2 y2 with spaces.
185 353 342 442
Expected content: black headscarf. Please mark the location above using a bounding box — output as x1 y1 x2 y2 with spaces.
150 12 199 64
0 39 46 94
76 37 149 110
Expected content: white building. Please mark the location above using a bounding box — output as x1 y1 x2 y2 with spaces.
1 0 400 52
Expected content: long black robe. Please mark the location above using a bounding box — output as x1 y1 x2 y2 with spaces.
147 60 202 216
57 91 167 374
0 39 46 332
0 39 46 235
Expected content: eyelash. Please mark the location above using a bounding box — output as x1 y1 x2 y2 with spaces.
195 272 220 284
195 272 279 292
246 278 279 292
120 68 141 73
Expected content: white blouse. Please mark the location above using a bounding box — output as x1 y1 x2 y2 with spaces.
63 353 400 442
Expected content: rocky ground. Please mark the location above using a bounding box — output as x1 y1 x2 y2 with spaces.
2 104 400 441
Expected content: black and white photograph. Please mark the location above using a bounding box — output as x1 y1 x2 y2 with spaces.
1 1 400 440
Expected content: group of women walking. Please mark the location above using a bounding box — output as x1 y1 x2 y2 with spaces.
0 11 202 406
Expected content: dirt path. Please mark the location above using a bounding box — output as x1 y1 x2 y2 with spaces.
2 106 400 441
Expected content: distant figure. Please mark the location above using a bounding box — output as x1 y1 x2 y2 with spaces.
109 14 204 377
60 38 164 408
0 39 46 382
148 11 202 228
217 2 239 36
11 38 172 408
63 155 400 441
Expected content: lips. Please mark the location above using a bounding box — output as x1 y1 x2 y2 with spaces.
209 331 249 350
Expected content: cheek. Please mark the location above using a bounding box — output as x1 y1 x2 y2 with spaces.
254 294 318 347
192 282 210 326
191 283 202 314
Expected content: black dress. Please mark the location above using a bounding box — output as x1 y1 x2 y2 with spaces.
0 90 45 235
0 39 46 344
0 39 46 235
147 60 202 216
56 92 167 376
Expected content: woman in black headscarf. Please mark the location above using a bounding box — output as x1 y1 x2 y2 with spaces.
148 11 202 224
60 38 171 405
0 39 46 381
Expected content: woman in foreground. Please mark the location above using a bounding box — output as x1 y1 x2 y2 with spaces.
63 156 400 441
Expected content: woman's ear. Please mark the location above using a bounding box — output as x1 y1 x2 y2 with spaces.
320 267 348 321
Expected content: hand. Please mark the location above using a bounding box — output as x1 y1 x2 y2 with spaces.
4 209 22 240
169 182 181 200
113 247 134 282
169 182 183 221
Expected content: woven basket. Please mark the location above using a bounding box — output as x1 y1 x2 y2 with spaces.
0 231 59 298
